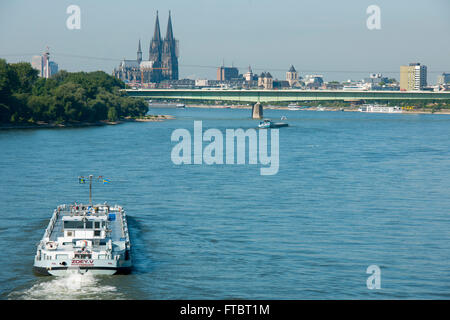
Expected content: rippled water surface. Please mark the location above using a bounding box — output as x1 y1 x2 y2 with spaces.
1 107 450 299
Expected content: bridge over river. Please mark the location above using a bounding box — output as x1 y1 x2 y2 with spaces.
125 89 450 103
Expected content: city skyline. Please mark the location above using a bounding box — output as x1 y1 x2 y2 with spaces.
0 0 449 83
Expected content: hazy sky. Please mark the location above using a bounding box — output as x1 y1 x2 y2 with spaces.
0 0 449 83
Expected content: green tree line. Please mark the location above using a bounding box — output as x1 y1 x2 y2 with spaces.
0 59 148 124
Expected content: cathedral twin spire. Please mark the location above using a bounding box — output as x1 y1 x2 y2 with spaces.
153 11 162 43
148 11 162 63
165 11 174 42
137 11 178 81
148 11 175 61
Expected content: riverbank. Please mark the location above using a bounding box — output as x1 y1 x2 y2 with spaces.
0 115 175 130
129 114 175 122
186 104 450 114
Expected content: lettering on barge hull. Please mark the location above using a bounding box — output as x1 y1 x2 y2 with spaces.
71 259 94 266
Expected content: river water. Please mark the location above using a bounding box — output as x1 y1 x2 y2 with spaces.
1 107 450 299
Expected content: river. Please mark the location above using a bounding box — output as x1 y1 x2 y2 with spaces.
1 107 450 299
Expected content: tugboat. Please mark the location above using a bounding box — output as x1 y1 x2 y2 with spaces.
33 175 132 276
258 119 289 129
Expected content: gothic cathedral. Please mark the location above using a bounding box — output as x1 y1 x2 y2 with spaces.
114 11 179 84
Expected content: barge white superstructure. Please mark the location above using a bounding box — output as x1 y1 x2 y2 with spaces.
33 202 132 276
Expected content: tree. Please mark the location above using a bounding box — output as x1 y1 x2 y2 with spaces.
52 82 87 121
107 107 118 121
0 59 12 102
9 62 38 93
0 103 11 123
0 60 147 124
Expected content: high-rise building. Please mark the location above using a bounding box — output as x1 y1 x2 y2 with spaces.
217 66 239 81
31 56 42 76
49 61 58 77
400 63 427 91
31 47 58 78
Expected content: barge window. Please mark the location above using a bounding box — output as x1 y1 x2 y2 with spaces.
85 221 93 228
94 222 101 229
64 221 84 229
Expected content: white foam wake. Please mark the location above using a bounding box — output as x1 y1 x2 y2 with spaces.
11 270 123 300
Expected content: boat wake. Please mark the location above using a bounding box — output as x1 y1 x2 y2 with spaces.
10 270 123 300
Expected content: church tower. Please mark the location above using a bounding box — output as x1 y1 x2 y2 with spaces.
162 11 179 80
286 65 299 87
149 11 162 62
148 11 162 82
137 39 142 64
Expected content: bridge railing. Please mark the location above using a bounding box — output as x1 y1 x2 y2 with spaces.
124 89 450 103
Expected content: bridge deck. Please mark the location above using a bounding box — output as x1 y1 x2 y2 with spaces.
125 89 450 103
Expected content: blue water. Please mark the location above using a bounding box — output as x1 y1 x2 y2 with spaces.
1 107 450 299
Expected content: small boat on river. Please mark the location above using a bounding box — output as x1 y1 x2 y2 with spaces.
258 119 289 129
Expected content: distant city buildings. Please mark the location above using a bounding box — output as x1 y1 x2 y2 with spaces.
363 73 388 86
400 63 427 91
31 47 58 78
436 72 450 91
437 72 450 85
112 31 444 93
195 79 209 87
114 11 179 85
258 72 273 89
217 66 239 81
324 82 343 90
49 61 58 77
243 66 255 82
304 75 324 89
286 65 302 88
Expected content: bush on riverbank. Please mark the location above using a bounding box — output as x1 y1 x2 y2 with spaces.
0 59 148 124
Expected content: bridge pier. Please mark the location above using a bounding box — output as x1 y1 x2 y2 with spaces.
252 102 263 119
